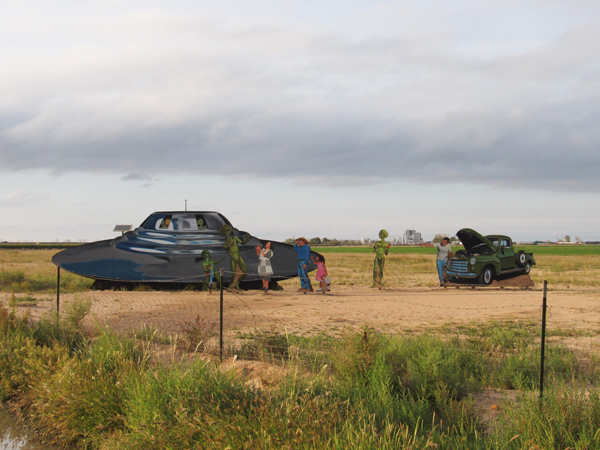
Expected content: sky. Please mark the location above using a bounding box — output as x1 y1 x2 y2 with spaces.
1 0 599 243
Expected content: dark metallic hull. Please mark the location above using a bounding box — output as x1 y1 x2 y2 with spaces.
52 212 319 286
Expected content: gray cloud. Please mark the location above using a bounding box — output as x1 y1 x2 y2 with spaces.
1 2 599 193
121 172 155 181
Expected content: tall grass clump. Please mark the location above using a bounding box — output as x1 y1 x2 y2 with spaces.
440 321 600 389
116 363 482 449
17 330 148 448
0 332 71 403
447 321 540 390
114 361 256 448
492 381 600 449
0 297 92 406
0 301 46 401
28 296 92 352
330 328 485 442
1 295 150 448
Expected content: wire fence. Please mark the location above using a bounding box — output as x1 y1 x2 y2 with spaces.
0 265 587 394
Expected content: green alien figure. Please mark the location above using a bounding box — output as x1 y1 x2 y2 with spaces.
220 224 251 291
372 229 391 288
201 249 224 290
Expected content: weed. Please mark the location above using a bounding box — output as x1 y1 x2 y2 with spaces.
179 315 218 352
238 327 291 362
132 323 173 345
29 296 92 352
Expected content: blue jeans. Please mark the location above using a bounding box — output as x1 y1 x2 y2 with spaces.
297 262 309 289
437 259 447 283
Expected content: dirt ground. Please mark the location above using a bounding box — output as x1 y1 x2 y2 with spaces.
6 275 600 338
222 280 600 335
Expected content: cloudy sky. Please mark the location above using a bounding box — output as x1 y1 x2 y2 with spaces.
1 0 599 243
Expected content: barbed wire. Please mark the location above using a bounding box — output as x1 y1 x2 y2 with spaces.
6 276 600 372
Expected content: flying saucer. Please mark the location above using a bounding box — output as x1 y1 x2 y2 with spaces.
52 211 320 288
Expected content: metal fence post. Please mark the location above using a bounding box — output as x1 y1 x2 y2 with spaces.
540 280 548 399
219 268 224 363
56 264 61 320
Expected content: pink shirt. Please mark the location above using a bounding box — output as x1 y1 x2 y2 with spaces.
316 262 327 280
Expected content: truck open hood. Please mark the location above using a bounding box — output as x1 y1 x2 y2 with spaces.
456 228 497 254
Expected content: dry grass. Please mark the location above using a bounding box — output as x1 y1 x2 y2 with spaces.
280 253 456 289
1 249 57 276
530 255 600 289
2 249 599 292
0 249 92 292
280 253 600 290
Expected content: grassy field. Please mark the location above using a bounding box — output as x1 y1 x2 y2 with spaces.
2 247 600 448
2 298 600 449
0 249 92 292
2 246 600 293
290 245 600 290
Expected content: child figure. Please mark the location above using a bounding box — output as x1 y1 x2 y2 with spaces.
201 249 224 291
311 254 330 293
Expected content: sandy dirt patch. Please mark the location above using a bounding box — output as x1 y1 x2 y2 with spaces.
5 282 600 339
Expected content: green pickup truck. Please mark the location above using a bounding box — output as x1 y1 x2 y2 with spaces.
446 228 535 285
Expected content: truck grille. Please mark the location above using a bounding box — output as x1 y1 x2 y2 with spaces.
448 260 468 274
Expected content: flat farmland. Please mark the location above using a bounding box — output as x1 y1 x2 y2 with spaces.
2 247 600 339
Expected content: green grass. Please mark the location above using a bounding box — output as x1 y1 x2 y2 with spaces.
517 245 600 255
3 304 600 449
492 380 600 449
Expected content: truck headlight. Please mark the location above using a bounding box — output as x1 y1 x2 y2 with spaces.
470 257 476 265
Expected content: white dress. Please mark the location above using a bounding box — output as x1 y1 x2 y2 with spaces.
257 249 273 278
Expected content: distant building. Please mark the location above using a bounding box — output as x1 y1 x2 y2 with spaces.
400 230 422 245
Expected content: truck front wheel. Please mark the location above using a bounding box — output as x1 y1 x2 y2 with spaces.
479 266 494 285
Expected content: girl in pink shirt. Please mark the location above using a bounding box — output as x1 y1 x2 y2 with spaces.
311 255 330 292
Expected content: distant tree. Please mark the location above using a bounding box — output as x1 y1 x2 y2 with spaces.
565 235 571 242
432 234 448 243
309 237 322 245
322 237 330 244
284 238 295 245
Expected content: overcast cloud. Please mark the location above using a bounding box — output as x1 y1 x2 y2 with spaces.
2 1 599 190
1 1 599 242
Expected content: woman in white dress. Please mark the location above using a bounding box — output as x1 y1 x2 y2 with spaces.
256 242 273 291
